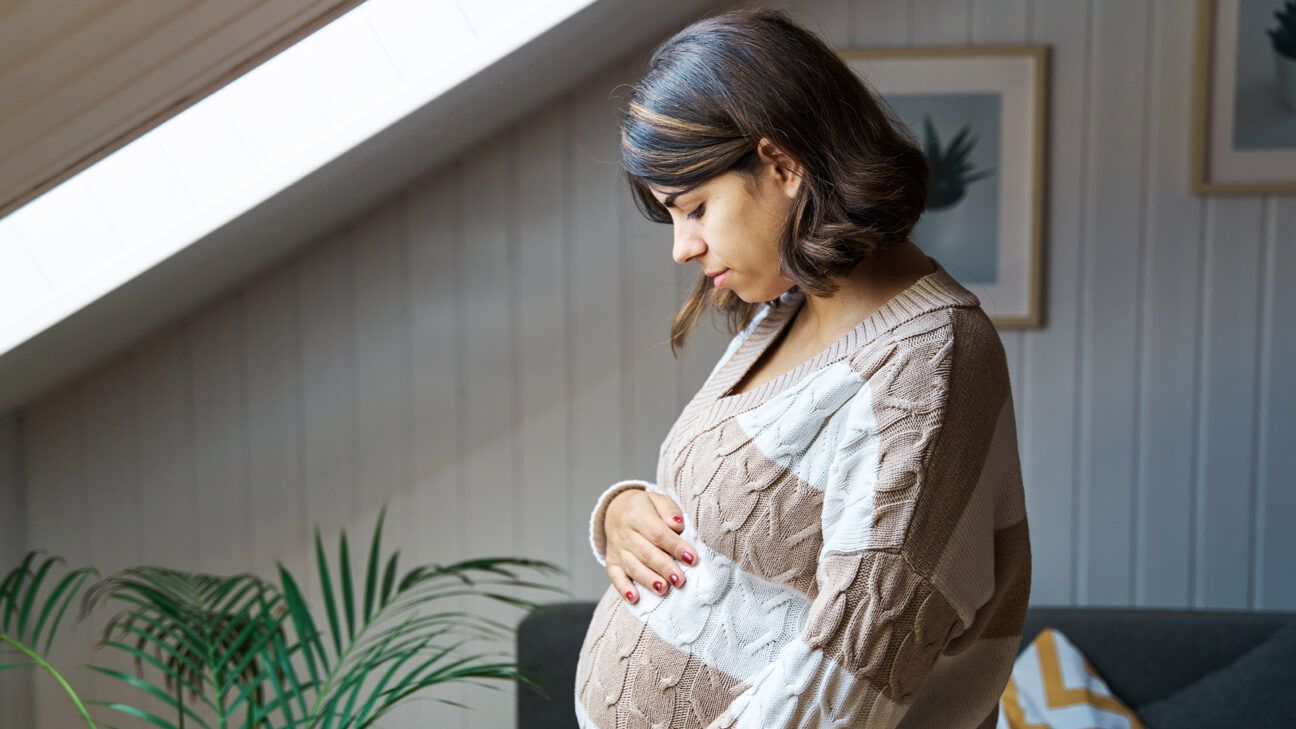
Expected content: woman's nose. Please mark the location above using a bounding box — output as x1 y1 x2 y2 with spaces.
672 230 704 265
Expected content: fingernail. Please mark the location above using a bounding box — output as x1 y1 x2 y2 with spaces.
653 580 665 593
625 590 635 601
669 572 679 585
682 551 695 564
673 515 683 523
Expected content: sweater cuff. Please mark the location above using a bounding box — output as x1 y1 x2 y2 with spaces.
589 479 654 567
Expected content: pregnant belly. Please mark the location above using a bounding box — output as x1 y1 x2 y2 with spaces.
574 585 748 729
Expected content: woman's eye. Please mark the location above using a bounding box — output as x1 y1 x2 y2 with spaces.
687 203 705 220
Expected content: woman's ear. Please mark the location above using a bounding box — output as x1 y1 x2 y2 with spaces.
757 137 803 198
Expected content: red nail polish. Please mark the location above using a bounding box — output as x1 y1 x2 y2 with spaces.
682 551 694 564
653 580 664 592
673 515 683 523
625 590 634 600
669 573 679 584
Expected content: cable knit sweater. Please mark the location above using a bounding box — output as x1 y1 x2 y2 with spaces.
575 256 1032 729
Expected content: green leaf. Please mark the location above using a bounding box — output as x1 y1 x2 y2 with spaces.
87 664 210 729
364 504 386 623
339 529 355 644
314 526 343 661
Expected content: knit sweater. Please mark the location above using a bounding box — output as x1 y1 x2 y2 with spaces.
574 256 1032 729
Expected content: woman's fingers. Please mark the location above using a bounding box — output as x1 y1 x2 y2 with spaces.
611 546 668 601
648 492 686 533
645 493 699 568
603 489 699 603
605 562 639 603
629 530 686 591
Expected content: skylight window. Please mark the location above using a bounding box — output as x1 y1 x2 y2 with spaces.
0 0 575 356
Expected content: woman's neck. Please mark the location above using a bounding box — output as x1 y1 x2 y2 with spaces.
793 240 937 344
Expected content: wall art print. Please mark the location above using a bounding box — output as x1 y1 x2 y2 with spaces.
840 45 1048 328
1193 0 1296 194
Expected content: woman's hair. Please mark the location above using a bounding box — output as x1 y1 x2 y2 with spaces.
618 8 930 356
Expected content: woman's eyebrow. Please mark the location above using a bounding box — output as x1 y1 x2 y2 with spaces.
658 183 702 209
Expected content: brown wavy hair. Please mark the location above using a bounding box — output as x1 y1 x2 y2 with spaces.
618 7 931 356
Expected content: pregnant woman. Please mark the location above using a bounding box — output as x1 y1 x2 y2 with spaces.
574 8 1031 729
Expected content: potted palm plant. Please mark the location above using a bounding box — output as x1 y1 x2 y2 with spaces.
1 503 568 728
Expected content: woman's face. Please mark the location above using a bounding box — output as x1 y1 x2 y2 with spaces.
647 141 803 303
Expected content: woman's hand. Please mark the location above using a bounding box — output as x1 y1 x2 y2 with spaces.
603 488 698 604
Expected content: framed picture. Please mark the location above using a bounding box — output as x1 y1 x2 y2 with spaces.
839 45 1048 328
1192 0 1296 194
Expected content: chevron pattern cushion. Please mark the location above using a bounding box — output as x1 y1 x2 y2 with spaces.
998 628 1145 728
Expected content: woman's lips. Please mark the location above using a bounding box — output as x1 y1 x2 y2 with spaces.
713 269 730 287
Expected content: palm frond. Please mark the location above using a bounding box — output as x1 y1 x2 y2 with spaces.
1 549 101 727
80 565 289 728
253 502 569 729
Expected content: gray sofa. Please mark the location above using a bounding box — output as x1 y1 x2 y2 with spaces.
516 600 1296 728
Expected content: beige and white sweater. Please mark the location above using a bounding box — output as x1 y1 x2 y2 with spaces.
575 256 1032 729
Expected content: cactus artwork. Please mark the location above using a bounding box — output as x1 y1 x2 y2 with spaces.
842 48 1043 319
1269 0 1296 59
1267 0 1296 110
922 113 995 211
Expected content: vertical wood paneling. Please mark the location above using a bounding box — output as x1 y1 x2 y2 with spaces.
23 388 90 727
1077 0 1150 606
1257 198 1296 609
849 0 911 45
79 355 144 728
129 327 196 726
1196 198 1265 609
0 413 33 729
299 232 358 598
784 0 850 46
406 168 470 729
914 0 970 44
188 297 249 575
350 194 420 726
352 197 411 555
514 105 574 586
132 329 195 569
569 65 630 600
10 1 1296 725
458 135 517 729
1022 0 1089 605
1135 0 1203 608
245 263 309 584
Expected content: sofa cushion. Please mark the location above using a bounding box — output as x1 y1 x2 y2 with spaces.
1018 607 1295 706
1135 620 1296 729
999 627 1144 728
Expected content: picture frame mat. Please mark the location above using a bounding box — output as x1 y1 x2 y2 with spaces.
1193 0 1296 193
840 46 1044 324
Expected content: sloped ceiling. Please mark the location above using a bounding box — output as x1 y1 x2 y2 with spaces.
0 0 725 417
0 0 363 219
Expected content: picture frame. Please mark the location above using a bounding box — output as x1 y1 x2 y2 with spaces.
838 45 1048 328
1192 0 1296 194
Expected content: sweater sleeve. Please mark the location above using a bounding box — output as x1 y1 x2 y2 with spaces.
705 363 966 728
588 479 655 567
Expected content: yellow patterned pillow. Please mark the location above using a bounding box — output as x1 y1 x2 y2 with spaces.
998 627 1146 729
